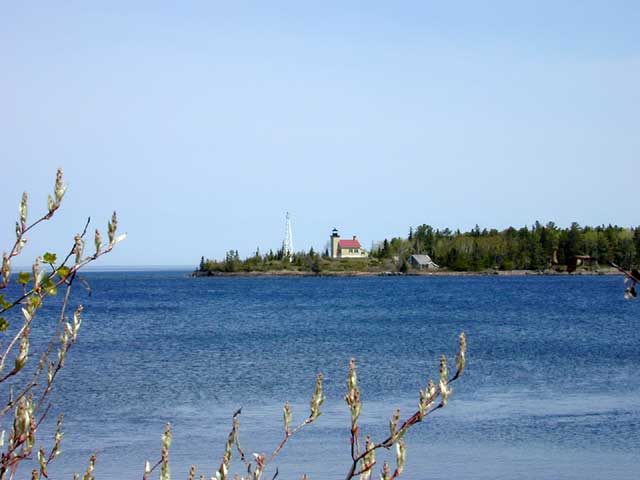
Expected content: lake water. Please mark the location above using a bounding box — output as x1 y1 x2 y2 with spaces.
13 273 640 479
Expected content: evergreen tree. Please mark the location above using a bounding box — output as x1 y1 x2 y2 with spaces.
381 239 390 258
634 228 640 266
311 258 322 273
400 259 409 273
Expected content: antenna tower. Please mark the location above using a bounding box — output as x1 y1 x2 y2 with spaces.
282 211 293 262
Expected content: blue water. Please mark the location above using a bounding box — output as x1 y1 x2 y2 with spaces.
8 273 640 479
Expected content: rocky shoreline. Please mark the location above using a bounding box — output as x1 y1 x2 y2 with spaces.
191 268 622 278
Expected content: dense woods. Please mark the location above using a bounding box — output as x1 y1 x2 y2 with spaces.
374 222 640 271
198 222 640 273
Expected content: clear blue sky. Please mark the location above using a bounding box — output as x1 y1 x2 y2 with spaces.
1 2 638 266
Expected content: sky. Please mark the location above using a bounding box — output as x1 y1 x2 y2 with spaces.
1 1 639 267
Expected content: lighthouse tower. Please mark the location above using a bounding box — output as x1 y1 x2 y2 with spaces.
330 228 340 258
282 212 293 262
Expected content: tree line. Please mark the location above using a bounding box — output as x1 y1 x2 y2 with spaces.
199 246 326 273
198 222 640 273
373 222 640 271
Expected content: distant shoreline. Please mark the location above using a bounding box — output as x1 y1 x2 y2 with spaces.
191 268 623 278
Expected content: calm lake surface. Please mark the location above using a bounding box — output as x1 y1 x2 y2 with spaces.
21 273 640 479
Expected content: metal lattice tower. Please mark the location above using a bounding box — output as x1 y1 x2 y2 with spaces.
282 211 293 262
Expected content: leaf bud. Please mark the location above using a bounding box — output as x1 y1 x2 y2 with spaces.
427 379 436 400
389 408 400 438
455 332 467 378
162 422 172 450
395 439 406 475
72 305 83 340
418 390 426 419
108 212 118 246
345 359 361 425
94 229 102 255
345 387 361 425
15 328 29 372
38 447 47 477
283 401 292 435
347 357 358 391
253 453 265 479
60 323 69 348
309 373 325 420
20 192 28 230
361 436 375 480
13 397 31 439
54 168 66 203
74 234 84 264
439 354 448 385
59 325 70 366
439 380 451 407
32 256 42 291
418 380 436 419
159 423 172 480
82 453 96 480
2 253 10 286
52 414 64 458
15 238 27 255
380 461 391 480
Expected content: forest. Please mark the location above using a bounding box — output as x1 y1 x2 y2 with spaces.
375 222 640 271
198 222 640 273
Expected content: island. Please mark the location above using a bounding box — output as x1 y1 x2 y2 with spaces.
194 222 640 276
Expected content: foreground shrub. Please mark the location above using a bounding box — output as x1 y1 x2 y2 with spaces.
0 169 123 479
144 333 467 480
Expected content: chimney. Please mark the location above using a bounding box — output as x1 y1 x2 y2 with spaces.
353 235 356 240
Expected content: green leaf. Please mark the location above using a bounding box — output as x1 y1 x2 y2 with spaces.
18 272 31 286
0 318 7 332
42 277 58 296
43 252 57 264
0 294 11 310
28 295 41 309
56 266 70 279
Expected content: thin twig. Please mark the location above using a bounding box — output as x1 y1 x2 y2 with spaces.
344 374 461 480
0 322 30 381
267 417 314 463
611 262 640 282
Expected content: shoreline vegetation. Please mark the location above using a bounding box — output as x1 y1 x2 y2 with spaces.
195 221 640 278
192 267 623 277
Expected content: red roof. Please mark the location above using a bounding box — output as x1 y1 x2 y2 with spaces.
339 239 361 249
